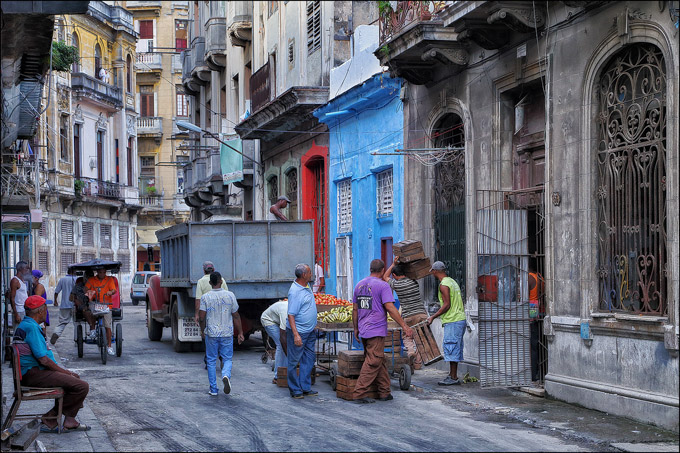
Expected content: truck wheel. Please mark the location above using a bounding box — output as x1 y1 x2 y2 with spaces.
171 303 191 353
147 302 163 341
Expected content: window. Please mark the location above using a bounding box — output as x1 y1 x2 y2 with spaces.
288 39 295 68
81 252 96 262
74 123 81 178
376 169 393 216
337 179 352 233
139 20 154 40
133 273 145 284
268 1 278 17
286 168 298 221
38 251 49 274
119 253 131 273
307 1 321 54
100 252 114 261
175 20 188 51
126 55 133 93
61 220 74 246
96 130 104 181
60 252 75 274
177 155 189 191
94 43 102 79
127 137 134 186
82 222 94 247
176 88 189 117
140 85 154 117
71 33 80 72
119 226 129 249
268 175 278 206
140 156 155 176
100 224 112 249
60 115 68 161
596 44 667 316
39 220 47 238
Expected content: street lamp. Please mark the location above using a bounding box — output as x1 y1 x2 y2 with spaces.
175 121 261 168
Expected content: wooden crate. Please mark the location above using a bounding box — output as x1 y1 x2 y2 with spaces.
403 258 432 280
276 366 315 387
412 321 443 366
338 350 365 377
393 240 424 256
384 331 402 352
335 375 380 400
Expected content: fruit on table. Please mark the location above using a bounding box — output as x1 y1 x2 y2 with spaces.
314 293 351 306
317 306 352 323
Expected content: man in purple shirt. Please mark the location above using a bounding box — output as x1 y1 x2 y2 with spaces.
352 259 413 403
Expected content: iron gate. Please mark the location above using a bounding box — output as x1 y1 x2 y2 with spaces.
476 189 546 387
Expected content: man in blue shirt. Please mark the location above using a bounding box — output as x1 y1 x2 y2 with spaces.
13 296 90 432
283 263 317 398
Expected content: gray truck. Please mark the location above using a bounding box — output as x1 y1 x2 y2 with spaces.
145 220 315 352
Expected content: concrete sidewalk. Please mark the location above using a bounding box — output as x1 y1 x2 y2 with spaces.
409 367 678 451
2 347 115 452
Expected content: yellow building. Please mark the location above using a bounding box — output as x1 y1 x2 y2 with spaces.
35 1 141 299
123 0 191 270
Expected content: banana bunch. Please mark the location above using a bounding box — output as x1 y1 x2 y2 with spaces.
318 306 352 323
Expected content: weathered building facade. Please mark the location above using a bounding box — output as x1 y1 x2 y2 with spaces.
124 0 191 271
34 1 141 299
377 1 678 430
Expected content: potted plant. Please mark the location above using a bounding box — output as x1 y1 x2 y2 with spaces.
74 179 84 197
146 186 157 196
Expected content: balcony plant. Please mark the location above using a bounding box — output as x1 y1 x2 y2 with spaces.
74 179 84 196
146 186 158 196
50 41 80 72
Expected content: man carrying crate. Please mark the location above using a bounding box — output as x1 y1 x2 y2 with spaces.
427 261 466 386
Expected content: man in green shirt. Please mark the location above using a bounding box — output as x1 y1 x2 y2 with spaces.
427 261 466 385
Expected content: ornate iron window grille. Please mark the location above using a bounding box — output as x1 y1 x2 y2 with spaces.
337 179 352 233
268 175 278 207
376 169 394 216
596 43 667 315
286 168 298 221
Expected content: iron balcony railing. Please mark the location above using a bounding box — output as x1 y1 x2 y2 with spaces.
378 1 448 44
79 177 121 200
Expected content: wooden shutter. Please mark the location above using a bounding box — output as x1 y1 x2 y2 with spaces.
100 224 112 249
38 251 49 273
61 220 74 246
139 20 153 40
119 226 129 249
82 222 94 247
61 252 75 274
141 93 154 117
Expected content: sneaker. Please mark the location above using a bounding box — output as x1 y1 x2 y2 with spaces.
353 397 375 404
107 347 115 356
438 376 461 386
302 390 318 396
377 394 394 401
291 393 304 399
222 376 231 394
208 391 218 396
88 331 97 340
50 333 59 345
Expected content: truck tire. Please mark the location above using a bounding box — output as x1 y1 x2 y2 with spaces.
171 303 191 353
147 302 163 341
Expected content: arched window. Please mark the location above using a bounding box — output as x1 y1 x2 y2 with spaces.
286 167 298 220
71 32 80 72
126 54 132 93
94 43 102 79
432 113 466 297
268 175 278 206
596 43 667 315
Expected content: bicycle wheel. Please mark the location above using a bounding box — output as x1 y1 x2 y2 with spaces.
99 325 107 365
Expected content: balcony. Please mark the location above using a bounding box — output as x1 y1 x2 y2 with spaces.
190 37 211 84
205 17 227 70
88 1 135 35
135 52 162 72
228 1 252 48
139 195 162 208
172 54 183 74
181 49 198 94
137 117 163 140
124 1 162 9
79 177 121 200
375 1 467 85
71 72 122 109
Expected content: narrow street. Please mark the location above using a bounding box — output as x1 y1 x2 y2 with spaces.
38 304 675 452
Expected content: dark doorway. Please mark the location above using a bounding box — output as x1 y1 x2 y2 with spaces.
96 130 104 181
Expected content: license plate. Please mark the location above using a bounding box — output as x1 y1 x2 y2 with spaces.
92 303 110 314
178 318 202 341
134 291 143 296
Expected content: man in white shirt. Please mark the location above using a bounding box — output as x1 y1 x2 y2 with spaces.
10 260 31 325
312 262 325 293
260 300 288 384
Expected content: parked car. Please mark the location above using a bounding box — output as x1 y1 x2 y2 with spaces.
130 271 159 306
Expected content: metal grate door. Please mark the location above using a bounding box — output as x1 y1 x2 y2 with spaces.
335 236 353 302
476 189 545 387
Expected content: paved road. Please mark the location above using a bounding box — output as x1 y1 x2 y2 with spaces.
50 304 598 452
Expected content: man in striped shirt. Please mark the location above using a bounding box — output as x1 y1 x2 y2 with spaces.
383 258 427 369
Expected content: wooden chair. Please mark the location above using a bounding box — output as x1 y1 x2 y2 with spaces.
2 344 64 433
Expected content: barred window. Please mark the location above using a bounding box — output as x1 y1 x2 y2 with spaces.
306 1 321 54
596 43 667 315
119 226 129 249
268 175 278 206
82 222 94 247
61 220 74 246
100 224 112 249
100 252 114 261
38 251 49 274
286 168 298 221
60 252 75 274
119 253 131 273
337 179 352 233
376 169 393 216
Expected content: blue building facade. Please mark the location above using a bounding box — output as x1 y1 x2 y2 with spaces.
314 74 404 300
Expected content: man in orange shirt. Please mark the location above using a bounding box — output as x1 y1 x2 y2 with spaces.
85 267 117 356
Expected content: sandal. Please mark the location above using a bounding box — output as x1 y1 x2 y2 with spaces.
40 424 60 433
65 423 91 432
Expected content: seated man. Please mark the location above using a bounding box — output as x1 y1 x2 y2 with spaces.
13 296 90 432
85 267 117 356
71 271 97 339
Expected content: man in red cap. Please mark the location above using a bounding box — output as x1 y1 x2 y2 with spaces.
13 295 91 432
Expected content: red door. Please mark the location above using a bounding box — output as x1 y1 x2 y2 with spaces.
301 142 329 271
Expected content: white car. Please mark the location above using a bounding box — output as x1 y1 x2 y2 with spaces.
130 271 159 306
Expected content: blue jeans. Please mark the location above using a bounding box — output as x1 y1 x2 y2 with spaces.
286 328 316 395
206 336 233 393
264 324 287 378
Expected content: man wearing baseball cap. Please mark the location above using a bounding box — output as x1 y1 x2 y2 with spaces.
268 195 292 221
13 295 90 432
427 261 467 386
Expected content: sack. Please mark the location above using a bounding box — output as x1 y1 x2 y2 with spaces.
529 301 538 319
465 305 476 332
